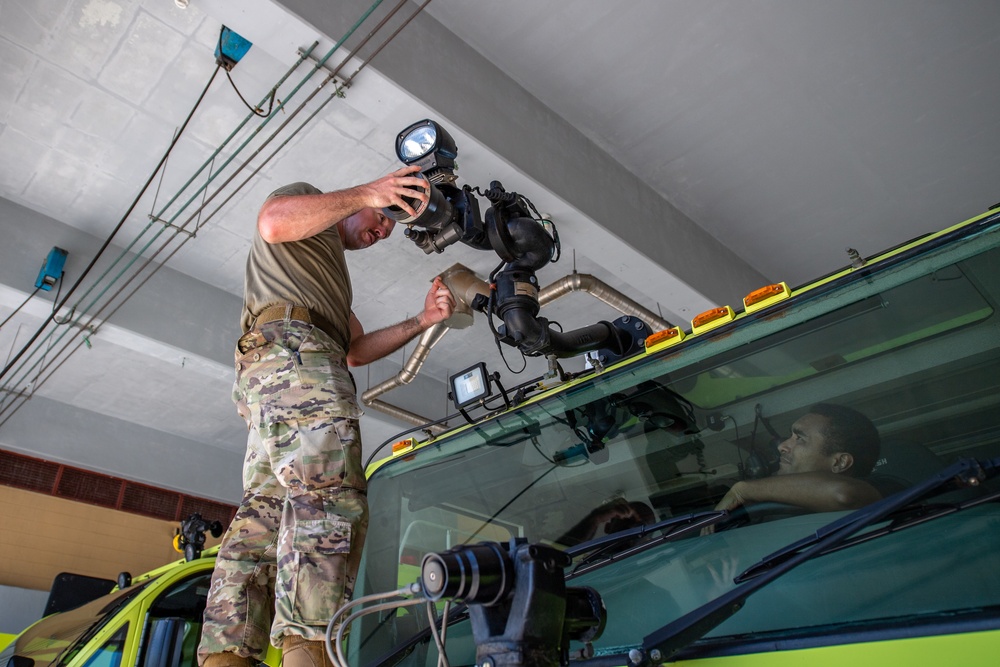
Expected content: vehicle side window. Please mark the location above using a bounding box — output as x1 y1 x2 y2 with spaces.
81 624 128 667
138 573 212 667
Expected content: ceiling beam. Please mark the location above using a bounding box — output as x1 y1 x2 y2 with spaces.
274 0 770 313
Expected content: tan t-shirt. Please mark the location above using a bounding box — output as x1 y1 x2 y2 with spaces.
241 182 353 350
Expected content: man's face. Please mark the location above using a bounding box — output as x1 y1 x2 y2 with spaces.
341 208 395 250
776 413 839 475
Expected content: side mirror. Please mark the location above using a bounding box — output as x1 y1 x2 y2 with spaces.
45 572 116 615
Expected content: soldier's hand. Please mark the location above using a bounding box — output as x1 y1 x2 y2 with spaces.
418 277 456 327
359 165 429 217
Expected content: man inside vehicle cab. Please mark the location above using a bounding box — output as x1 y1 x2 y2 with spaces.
714 403 882 515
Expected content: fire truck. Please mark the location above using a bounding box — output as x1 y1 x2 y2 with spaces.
4 201 999 667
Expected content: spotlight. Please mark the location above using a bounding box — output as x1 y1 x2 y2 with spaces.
449 362 492 409
448 362 511 424
384 119 485 252
395 119 457 171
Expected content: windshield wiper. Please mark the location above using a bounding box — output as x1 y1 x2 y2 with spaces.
565 510 729 579
577 456 999 667
736 485 1000 583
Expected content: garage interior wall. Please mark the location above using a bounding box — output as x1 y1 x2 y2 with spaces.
0 485 223 634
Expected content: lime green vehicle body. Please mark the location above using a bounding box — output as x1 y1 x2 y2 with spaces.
352 205 1000 666
0 551 282 667
5 205 1000 667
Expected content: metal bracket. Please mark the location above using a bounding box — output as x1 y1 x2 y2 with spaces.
297 48 352 89
149 215 196 238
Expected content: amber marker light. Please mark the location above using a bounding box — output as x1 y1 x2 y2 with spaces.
645 326 686 353
691 306 735 334
392 437 417 456
743 282 791 314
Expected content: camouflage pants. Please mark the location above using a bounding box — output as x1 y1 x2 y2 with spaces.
199 319 369 663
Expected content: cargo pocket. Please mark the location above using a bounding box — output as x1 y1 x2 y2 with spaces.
290 517 353 624
291 351 364 420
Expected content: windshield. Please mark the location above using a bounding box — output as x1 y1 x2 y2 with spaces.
352 216 1000 665
8 582 150 666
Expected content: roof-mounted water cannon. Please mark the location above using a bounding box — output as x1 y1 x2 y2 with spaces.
385 119 648 363
384 120 491 255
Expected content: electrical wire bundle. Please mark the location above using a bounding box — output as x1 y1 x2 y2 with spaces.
323 583 453 667
0 0 431 428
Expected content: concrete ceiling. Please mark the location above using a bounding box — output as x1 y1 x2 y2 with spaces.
1 0 997 504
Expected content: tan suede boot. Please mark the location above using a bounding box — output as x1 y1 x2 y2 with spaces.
281 636 334 667
201 653 256 667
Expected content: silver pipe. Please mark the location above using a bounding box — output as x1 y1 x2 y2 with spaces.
362 264 671 428
435 264 669 330
539 273 671 331
360 265 476 427
366 398 447 434
361 323 449 405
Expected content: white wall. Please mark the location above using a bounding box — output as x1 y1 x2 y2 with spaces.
0 584 47 636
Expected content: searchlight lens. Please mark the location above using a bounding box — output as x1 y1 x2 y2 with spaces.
395 119 458 170
400 124 438 162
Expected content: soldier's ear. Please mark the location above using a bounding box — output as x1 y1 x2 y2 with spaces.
831 452 854 474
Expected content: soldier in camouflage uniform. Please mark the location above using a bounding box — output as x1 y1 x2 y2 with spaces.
199 167 455 667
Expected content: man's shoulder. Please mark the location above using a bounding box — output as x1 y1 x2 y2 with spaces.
266 182 322 199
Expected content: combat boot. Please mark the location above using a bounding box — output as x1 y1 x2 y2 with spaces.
201 653 256 667
282 636 334 667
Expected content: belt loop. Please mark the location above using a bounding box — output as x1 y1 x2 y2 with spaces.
283 303 292 325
